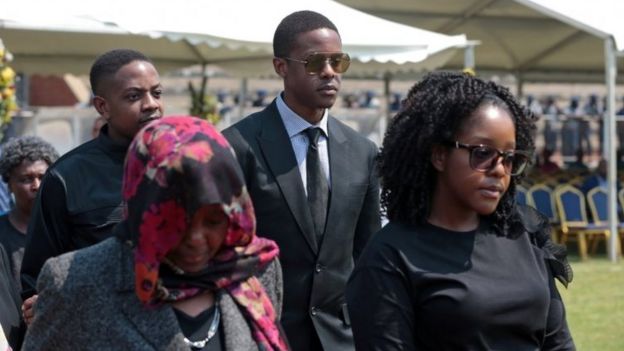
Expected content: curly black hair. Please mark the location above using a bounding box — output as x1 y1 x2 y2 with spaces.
378 71 537 237
273 10 339 58
90 49 151 96
0 136 59 183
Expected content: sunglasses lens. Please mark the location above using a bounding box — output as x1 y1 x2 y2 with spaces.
331 53 350 73
305 53 351 74
305 54 326 73
470 146 498 171
466 143 530 175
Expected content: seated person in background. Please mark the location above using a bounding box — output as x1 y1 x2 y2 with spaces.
23 116 288 351
538 148 561 175
566 148 589 174
581 158 608 194
0 136 59 285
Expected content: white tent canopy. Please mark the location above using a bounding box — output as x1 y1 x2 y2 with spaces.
339 0 624 82
516 0 624 50
0 5 217 74
0 0 467 77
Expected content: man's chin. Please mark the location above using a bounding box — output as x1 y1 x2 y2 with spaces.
318 97 337 109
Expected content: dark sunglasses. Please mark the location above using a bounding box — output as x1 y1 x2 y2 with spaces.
448 141 531 176
281 52 351 75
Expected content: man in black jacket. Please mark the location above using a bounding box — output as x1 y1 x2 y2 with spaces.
223 11 380 351
20 49 163 319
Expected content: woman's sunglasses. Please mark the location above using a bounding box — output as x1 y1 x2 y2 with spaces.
448 141 531 176
281 52 351 75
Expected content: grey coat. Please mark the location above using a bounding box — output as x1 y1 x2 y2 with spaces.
22 238 283 351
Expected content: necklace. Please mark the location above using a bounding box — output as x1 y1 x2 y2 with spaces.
183 306 221 349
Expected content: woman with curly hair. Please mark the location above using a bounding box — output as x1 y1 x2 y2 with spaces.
0 136 58 283
346 72 574 350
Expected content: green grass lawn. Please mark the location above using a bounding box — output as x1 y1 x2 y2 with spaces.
557 256 624 351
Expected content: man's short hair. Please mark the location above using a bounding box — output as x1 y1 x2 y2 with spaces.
89 49 151 96
273 10 339 58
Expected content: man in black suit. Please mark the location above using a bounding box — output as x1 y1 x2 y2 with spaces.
223 10 381 351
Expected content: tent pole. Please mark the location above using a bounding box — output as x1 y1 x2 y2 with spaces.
463 44 475 73
381 72 392 143
604 37 619 262
18 73 30 109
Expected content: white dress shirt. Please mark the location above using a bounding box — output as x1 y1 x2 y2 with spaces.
276 93 330 194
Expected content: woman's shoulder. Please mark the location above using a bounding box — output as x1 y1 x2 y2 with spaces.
355 222 428 267
364 221 444 253
38 238 123 292
512 204 573 286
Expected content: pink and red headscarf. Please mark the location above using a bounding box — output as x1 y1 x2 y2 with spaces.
118 116 288 350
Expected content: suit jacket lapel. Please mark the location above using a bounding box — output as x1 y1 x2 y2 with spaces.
115 243 189 350
257 103 318 254
323 117 349 250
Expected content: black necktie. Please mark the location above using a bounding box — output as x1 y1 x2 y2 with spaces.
305 127 329 241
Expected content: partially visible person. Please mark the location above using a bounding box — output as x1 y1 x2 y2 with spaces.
389 92 402 112
252 89 269 107
566 148 589 173
20 49 163 311
361 90 380 108
617 96 624 153
617 149 624 171
0 244 23 350
0 143 13 215
91 115 107 139
525 94 543 116
561 96 581 157
23 116 288 351
542 96 561 152
0 182 10 215
580 158 608 194
573 95 593 156
539 148 561 175
0 136 59 285
346 72 575 350
224 11 380 351
583 94 601 153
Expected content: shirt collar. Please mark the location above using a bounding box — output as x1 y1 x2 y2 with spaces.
276 93 328 138
97 124 132 155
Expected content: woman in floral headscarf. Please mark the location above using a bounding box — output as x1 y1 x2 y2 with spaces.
23 116 289 351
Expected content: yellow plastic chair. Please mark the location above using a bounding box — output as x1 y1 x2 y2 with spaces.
586 186 621 257
554 185 610 260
